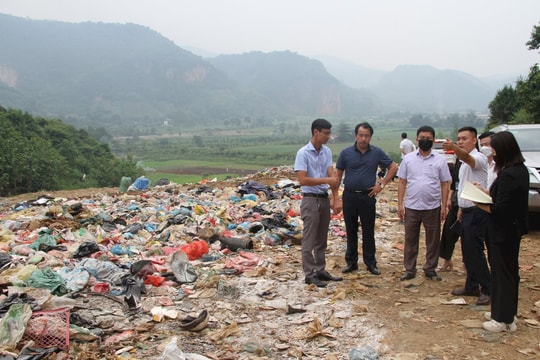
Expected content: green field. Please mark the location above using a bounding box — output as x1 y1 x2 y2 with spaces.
118 124 456 184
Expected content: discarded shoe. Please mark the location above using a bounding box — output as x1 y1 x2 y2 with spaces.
179 310 209 332
286 305 307 314
476 294 490 305
367 265 381 275
400 272 416 281
317 270 343 281
424 271 442 281
342 264 359 273
451 287 480 297
305 275 327 287
482 319 517 332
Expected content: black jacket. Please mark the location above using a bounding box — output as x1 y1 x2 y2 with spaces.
488 163 529 242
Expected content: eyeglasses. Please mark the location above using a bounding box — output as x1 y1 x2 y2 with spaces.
319 130 331 135
417 137 434 141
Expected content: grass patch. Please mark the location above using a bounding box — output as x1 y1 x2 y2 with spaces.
146 172 242 185
120 126 460 185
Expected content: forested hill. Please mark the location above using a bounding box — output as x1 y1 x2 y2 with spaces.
0 14 374 134
0 14 496 136
0 107 140 196
0 14 237 133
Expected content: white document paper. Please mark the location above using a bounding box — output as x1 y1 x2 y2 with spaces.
460 181 493 204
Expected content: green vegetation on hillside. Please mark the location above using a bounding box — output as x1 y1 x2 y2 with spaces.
488 23 540 127
111 119 471 184
0 107 141 196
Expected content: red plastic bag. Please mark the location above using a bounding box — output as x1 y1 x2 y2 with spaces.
144 275 165 286
179 240 209 260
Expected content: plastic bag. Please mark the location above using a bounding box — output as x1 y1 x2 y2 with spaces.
171 251 197 283
159 336 211 360
0 303 32 350
179 240 209 260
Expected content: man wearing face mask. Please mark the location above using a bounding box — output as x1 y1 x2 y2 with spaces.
479 131 496 188
397 126 452 281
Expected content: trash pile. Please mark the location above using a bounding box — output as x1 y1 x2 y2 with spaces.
0 166 394 359
2 166 538 359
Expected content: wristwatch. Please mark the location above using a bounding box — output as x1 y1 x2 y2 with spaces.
379 183 385 189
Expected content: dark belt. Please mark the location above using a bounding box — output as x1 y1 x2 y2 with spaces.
345 188 371 195
302 193 328 198
460 206 476 213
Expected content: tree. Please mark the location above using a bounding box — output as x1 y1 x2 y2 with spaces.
526 23 540 51
488 85 520 127
193 135 203 147
337 122 354 142
488 22 540 126
0 108 141 195
409 114 431 127
515 64 540 121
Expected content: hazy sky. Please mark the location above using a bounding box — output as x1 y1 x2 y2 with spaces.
2 0 539 77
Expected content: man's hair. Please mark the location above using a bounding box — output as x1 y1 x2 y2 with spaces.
490 131 525 172
401 132 407 139
458 126 478 137
478 131 495 140
416 125 435 138
311 118 332 135
355 122 373 135
458 126 479 149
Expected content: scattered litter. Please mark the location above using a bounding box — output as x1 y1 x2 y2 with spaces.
441 298 468 305
1 166 538 358
459 319 483 328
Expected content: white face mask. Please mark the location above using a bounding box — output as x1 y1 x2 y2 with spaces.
480 145 493 157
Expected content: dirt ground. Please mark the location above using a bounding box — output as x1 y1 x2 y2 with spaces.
1 176 539 359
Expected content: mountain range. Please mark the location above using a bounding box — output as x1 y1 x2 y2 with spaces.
0 13 513 135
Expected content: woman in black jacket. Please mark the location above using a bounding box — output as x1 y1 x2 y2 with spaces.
474 131 529 332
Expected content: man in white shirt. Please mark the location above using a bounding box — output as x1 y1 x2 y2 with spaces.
479 131 496 189
400 132 416 160
443 126 490 306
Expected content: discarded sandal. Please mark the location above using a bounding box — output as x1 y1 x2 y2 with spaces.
179 310 209 332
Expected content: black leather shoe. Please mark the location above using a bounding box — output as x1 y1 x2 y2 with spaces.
400 272 415 281
305 276 327 287
317 270 343 282
424 271 442 281
476 293 490 305
342 264 359 273
451 287 480 297
367 265 381 275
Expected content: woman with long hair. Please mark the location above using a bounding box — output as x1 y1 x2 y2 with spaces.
474 131 529 332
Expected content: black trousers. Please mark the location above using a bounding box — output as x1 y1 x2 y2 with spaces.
489 225 521 324
460 207 490 295
439 204 459 260
342 190 377 268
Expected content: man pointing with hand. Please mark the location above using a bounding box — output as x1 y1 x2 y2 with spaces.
442 126 490 306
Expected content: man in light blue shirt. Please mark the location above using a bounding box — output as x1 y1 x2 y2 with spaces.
294 118 341 287
398 125 451 281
